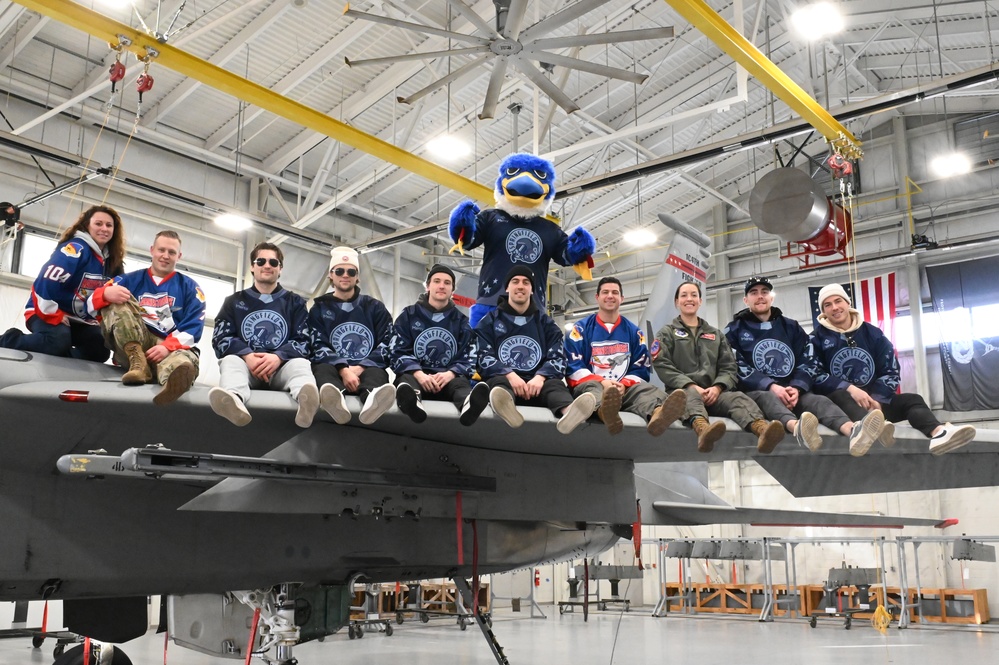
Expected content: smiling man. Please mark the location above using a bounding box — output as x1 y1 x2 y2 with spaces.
812 283 976 455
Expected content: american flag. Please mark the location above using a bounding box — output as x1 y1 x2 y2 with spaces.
808 272 897 343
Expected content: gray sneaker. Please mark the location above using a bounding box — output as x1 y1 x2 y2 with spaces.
295 383 320 428
793 412 822 452
849 410 885 457
319 384 352 424
209 387 251 427
359 384 396 425
929 423 976 455
489 387 523 428
557 392 597 435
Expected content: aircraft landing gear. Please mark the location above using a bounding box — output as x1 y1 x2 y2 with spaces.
235 585 301 665
53 643 132 665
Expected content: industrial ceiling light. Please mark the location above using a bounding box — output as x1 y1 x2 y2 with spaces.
214 213 252 231
426 134 472 161
930 152 972 178
790 3 845 41
623 228 657 247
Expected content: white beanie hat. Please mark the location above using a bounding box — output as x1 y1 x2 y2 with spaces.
329 246 359 271
818 283 851 309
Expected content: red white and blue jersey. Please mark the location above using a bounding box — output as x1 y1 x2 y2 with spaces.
24 231 115 326
116 268 206 351
212 285 310 361
389 295 476 377
309 289 392 368
565 313 651 388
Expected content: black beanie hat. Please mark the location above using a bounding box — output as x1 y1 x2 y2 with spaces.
426 263 456 285
504 264 535 290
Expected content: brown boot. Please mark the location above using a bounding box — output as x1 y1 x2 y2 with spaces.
647 389 687 436
597 385 624 435
154 362 195 406
691 417 726 453
121 342 152 385
750 419 784 454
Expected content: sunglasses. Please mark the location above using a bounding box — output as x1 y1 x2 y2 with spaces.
253 258 281 268
332 267 357 277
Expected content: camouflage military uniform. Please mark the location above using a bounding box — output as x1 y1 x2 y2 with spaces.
101 300 200 385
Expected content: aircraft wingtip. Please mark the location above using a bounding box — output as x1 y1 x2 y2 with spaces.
935 518 959 529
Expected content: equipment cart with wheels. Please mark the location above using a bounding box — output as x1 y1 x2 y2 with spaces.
808 566 880 630
557 561 642 615
347 584 394 639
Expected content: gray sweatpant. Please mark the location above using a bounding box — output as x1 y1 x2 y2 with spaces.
573 381 667 421
746 388 851 433
684 386 764 430
219 354 316 405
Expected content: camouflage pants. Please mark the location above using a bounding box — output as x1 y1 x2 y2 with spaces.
101 300 200 386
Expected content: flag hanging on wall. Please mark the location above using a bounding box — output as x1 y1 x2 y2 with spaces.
808 272 897 343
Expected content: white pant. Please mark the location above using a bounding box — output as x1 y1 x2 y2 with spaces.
219 355 316 405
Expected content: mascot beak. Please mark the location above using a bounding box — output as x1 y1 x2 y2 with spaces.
502 172 550 206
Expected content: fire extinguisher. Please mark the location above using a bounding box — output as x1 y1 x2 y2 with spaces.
534 569 540 587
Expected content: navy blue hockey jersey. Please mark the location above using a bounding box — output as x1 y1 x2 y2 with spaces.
475 296 566 380
723 307 820 391
389 294 476 377
811 319 900 403
117 269 206 350
212 285 310 361
309 289 391 368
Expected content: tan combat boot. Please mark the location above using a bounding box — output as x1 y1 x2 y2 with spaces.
597 385 624 435
750 419 784 454
691 416 726 453
153 362 195 406
122 342 152 385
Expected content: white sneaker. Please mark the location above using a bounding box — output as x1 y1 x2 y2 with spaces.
295 383 320 428
878 421 896 448
557 392 597 435
929 423 976 455
320 384 352 424
489 387 523 428
359 384 396 425
793 412 822 452
848 410 885 457
208 387 251 427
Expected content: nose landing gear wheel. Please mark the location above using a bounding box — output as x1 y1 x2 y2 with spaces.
53 645 132 665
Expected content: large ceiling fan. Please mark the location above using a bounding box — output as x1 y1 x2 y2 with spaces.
344 0 674 119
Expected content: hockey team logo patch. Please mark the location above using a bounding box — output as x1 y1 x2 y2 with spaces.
60 242 82 258
415 327 457 367
330 322 374 360
242 310 288 348
830 347 875 385
752 339 794 378
505 228 542 264
499 335 542 371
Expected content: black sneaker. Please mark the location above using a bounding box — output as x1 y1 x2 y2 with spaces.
459 382 490 426
396 383 427 424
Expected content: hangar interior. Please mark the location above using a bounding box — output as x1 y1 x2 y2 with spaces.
2 0 999 657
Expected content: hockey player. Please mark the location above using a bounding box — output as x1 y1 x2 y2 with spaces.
388 264 489 425
565 276 686 436
812 283 975 455
1 205 126 362
654 281 785 453
209 242 319 428
724 276 885 456
309 246 395 426
97 230 205 405
475 265 595 434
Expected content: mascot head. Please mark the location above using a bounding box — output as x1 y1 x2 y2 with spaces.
494 153 556 218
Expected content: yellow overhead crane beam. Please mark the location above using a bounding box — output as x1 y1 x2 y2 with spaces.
663 0 862 159
12 0 495 204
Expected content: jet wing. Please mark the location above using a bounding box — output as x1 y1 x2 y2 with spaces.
648 501 949 529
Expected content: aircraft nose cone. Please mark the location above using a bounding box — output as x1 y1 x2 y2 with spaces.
505 174 546 200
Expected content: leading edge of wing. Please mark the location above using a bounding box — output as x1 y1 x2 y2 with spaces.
650 500 950 529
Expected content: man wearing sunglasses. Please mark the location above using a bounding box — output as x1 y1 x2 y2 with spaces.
209 242 319 428
309 246 395 425
387 264 489 425
812 283 975 455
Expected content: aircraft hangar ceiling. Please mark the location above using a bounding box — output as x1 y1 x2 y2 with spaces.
1 0 998 295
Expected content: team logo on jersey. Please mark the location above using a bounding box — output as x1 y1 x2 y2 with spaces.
649 339 661 360
195 286 206 303
568 325 583 341
242 310 288 349
415 327 457 367
498 335 542 371
830 347 875 385
673 329 688 338
752 339 794 378
330 322 374 360
60 243 82 258
139 293 177 331
740 331 753 343
590 341 630 381
637 329 646 346
505 228 543 263
822 337 836 349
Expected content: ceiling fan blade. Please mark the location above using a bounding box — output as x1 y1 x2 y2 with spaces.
398 55 491 105
345 46 489 68
445 0 500 38
344 7 490 45
529 27 675 50
520 0 607 42
524 50 648 84
512 59 580 115
479 57 509 120
502 0 529 39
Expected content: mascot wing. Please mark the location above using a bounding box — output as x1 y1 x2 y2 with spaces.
448 200 480 255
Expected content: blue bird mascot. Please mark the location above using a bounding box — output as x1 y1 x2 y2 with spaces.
448 153 595 327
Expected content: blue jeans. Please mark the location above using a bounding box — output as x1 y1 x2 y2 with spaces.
2 317 110 362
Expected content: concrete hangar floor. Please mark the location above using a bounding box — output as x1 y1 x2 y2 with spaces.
1 611 996 665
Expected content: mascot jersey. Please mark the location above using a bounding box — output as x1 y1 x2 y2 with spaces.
116 268 206 351
212 285 310 361
462 208 573 308
309 289 391 368
475 295 566 381
565 313 651 388
723 306 820 392
25 230 115 326
389 294 475 377
811 318 900 403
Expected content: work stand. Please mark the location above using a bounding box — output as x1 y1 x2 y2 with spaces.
453 577 508 665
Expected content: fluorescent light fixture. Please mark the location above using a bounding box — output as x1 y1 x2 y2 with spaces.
930 152 971 178
623 228 657 247
214 213 252 231
790 3 844 40
426 134 471 160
